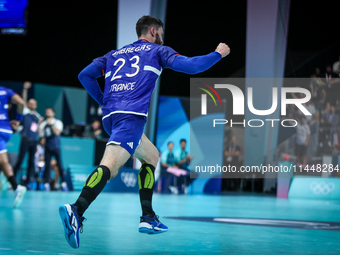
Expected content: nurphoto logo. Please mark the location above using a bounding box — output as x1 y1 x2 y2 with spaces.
198 82 311 128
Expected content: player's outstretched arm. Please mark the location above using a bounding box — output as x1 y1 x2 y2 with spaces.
78 62 104 106
171 43 230 75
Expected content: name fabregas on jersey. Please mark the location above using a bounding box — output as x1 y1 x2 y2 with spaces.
112 45 151 56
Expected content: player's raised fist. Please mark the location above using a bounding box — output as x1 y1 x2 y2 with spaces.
215 43 230 58
23 81 32 89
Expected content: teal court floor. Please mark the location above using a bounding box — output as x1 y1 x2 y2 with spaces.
1 191 340 254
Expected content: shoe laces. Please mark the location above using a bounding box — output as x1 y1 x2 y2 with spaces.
72 205 86 234
153 215 162 226
79 217 86 233
141 214 162 226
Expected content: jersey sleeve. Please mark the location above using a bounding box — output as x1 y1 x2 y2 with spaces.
171 52 222 75
92 52 111 75
78 62 104 106
157 46 180 69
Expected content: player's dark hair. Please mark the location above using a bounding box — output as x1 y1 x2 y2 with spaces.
136 15 163 37
180 139 186 143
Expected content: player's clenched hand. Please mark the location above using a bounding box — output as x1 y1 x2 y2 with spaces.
215 43 230 58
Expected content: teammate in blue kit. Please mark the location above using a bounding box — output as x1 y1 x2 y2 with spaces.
59 15 230 248
0 86 27 207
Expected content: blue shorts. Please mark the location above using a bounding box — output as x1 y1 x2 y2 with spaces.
0 131 12 154
102 113 147 155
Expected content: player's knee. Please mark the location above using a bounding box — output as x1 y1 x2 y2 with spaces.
0 156 9 166
139 149 158 167
148 149 159 167
108 165 120 180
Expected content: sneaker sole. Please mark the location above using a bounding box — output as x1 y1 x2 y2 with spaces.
139 227 168 235
59 205 79 249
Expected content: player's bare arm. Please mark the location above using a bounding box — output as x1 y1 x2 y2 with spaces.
10 93 24 130
11 93 24 114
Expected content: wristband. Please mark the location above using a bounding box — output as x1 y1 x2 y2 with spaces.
16 113 23 121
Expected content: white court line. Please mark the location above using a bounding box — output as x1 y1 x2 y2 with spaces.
0 248 12 250
26 251 44 253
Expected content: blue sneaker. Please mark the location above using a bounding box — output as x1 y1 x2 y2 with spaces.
61 182 69 192
59 204 85 249
139 214 168 234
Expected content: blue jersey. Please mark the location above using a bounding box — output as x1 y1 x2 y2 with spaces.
0 86 15 134
93 39 178 119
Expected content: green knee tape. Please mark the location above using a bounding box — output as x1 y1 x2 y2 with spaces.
138 165 155 190
144 166 154 189
85 167 103 188
76 165 110 216
138 167 142 189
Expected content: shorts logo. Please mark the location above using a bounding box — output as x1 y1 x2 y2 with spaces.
127 142 133 149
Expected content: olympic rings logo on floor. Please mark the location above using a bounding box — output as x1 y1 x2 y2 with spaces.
310 182 335 195
121 172 137 187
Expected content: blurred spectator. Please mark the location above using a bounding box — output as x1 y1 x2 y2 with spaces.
35 137 45 172
83 120 103 140
333 133 340 177
295 116 310 165
286 104 296 119
321 102 331 125
39 108 68 191
160 141 178 194
314 67 323 79
175 139 195 194
175 139 193 170
309 74 326 113
161 141 176 169
301 101 318 124
35 137 60 190
224 136 241 166
13 81 42 185
223 136 241 191
332 56 340 76
319 102 332 148
328 106 339 147
324 65 340 106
